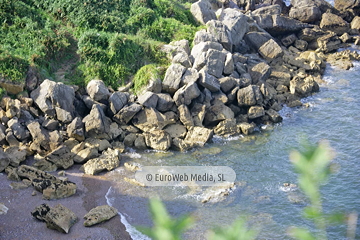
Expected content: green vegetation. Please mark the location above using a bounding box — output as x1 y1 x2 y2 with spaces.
0 87 6 99
132 64 161 94
0 0 199 89
141 142 356 240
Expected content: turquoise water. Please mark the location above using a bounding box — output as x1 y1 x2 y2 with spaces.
106 45 360 239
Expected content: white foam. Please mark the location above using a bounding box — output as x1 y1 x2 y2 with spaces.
105 187 151 240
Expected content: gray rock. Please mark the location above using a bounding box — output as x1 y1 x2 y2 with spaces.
249 62 272 84
294 39 308 51
109 122 123 140
4 146 27 167
86 80 110 102
124 133 137 147
191 41 223 62
73 148 99 164
162 64 187 94
191 103 207 127
181 68 200 86
184 126 213 148
281 34 298 47
193 29 217 45
211 90 228 105
172 51 192 68
219 8 248 47
41 179 77 200
156 93 175 112
244 32 273 51
5 131 20 147
266 109 283 123
237 85 264 107
0 149 10 172
289 5 322 23
204 49 227 78
0 125 6 144
223 52 235 76
84 138 112 152
83 104 111 139
171 39 191 56
84 205 118 227
45 145 74 169
258 39 283 61
219 77 237 93
214 119 239 137
45 204 78 233
113 103 142 124
248 106 265 119
27 121 51 151
66 117 85 142
173 82 201 106
132 107 171 132
31 80 75 123
227 86 239 103
80 148 120 175
238 122 256 135
298 26 327 42
164 124 187 139
144 130 172 151
190 0 217 24
33 159 57 172
82 95 107 112
109 92 129 115
137 91 159 108
42 119 59 131
260 83 277 104
320 12 350 35
198 69 221 92
252 5 281 15
206 20 233 52
178 105 194 128
7 118 29 141
204 103 234 125
134 134 147 150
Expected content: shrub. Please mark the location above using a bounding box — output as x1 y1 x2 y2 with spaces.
0 54 28 82
132 64 160 94
0 87 6 99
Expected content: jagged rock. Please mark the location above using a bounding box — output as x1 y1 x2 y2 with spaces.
86 80 110 102
219 8 248 46
31 79 75 123
124 133 137 147
219 77 237 93
108 92 129 115
206 20 233 52
259 39 283 61
190 0 217 25
351 16 360 30
253 5 282 15
172 51 192 68
0 125 6 144
317 32 342 53
249 62 272 84
340 33 352 43
80 148 120 175
73 148 99 164
66 117 85 142
10 179 32 189
171 137 191 151
27 121 51 151
248 106 265 119
42 119 59 131
178 104 194 128
253 15 311 36
109 122 123 140
144 130 171 151
238 122 256 135
5 131 20 147
5 166 21 181
7 118 29 141
134 134 147 150
31 203 51 222
289 5 322 23
237 85 264 107
244 32 273 51
204 103 234 126
298 26 327 42
162 64 187 94
84 138 111 152
281 34 298 47
204 49 227 78
32 178 76 200
33 159 57 172
0 149 10 172
83 104 111 139
171 39 191 56
294 39 308 51
320 12 350 35
184 126 213 148
137 91 158 109
266 109 283 123
84 205 118 227
260 83 277 104
223 52 235 76
17 165 57 181
156 93 174 112
191 103 207 127
132 107 171 132
290 76 320 97
211 90 228 105
45 145 74 169
214 119 239 137
201 182 235 203
198 69 221 92
173 82 201 106
4 146 27 167
193 29 217 45
191 41 223 66
164 124 187 139
334 0 360 11
181 68 200 86
45 204 78 233
113 103 142 124
82 95 107 111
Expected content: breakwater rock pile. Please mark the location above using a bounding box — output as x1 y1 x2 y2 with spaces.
1 0 360 179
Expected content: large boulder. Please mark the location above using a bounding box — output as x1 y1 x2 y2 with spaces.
290 76 320 97
39 179 77 200
26 121 51 151
86 80 110 102
156 93 174 112
320 12 350 35
206 20 233 52
108 92 129 115
83 205 118 227
204 103 235 126
219 8 249 47
178 104 194 128
0 149 10 172
132 107 171 132
249 62 272 84
163 124 187 139
4 146 27 167
31 80 75 123
184 126 213 148
83 104 111 139
248 106 265 119
237 85 264 107
190 0 217 25
66 117 85 142
244 32 273 51
7 118 30 141
137 91 159 109
173 82 201 106
44 204 78 233
258 39 284 61
80 148 120 175
198 69 221 92
289 5 322 23
214 119 239 137
144 130 172 151
113 103 142 124
351 16 360 30
162 64 187 94
334 0 360 11
204 49 227 78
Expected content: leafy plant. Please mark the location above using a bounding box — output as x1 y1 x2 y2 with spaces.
132 64 161 94
139 197 194 240
0 87 6 99
207 217 258 240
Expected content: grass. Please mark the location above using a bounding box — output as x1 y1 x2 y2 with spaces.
132 64 161 94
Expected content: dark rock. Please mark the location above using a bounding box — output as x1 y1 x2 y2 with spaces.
144 130 172 151
198 69 221 92
108 92 129 115
266 109 283 123
156 93 175 112
204 103 235 126
32 203 51 222
239 122 256 135
204 49 227 78
253 5 282 15
45 204 78 233
42 119 59 131
281 34 298 47
137 91 159 108
26 121 51 151
214 119 239 137
294 39 308 51
164 124 187 139
66 117 85 142
4 146 27 167
178 105 194 128
45 145 74 169
7 118 29 141
237 85 264 107
173 82 201 106
249 62 272 84
83 104 111 139
191 103 207 127
244 32 273 51
219 77 237 93
162 64 187 94
248 106 265 119
219 8 248 46
0 149 10 172
132 107 171 132
113 103 142 125
258 39 284 61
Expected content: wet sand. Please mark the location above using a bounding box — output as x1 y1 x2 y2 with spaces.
0 164 132 240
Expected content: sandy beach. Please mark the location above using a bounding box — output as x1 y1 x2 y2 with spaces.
0 163 132 240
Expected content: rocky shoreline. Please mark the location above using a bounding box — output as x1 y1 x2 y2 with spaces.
1 0 360 236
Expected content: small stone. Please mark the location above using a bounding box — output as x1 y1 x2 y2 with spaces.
83 205 118 227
